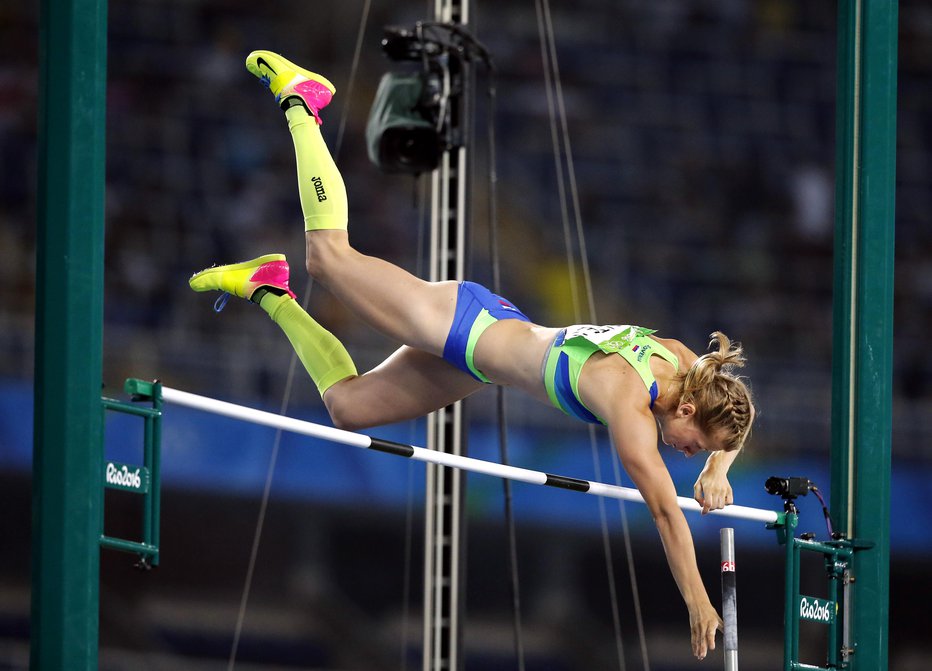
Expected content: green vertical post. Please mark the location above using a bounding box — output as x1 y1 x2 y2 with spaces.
831 1 897 670
782 513 799 671
31 0 107 667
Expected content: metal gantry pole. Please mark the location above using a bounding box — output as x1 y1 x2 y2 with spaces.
424 2 470 670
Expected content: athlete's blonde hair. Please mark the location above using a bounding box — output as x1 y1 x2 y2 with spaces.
678 332 755 452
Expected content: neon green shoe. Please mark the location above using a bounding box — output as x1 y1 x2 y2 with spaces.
245 50 336 123
189 253 297 311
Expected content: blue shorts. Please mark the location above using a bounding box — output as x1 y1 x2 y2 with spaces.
442 281 531 383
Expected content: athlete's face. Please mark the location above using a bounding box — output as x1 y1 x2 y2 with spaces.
658 404 725 457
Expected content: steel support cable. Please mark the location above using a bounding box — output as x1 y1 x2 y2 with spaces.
532 5 624 666
532 4 628 669
227 2 372 668
482 61 527 670
535 1 650 668
400 171 431 671
391 172 429 671
538 1 651 665
399 418 420 671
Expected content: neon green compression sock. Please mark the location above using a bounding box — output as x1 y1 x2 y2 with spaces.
285 104 349 231
257 291 357 395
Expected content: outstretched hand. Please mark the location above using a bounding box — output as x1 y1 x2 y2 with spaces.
689 602 723 660
693 460 734 514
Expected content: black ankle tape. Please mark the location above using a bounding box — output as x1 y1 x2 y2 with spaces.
281 96 310 114
251 286 288 304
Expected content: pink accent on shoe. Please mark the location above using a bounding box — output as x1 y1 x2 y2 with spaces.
293 80 334 125
250 261 297 298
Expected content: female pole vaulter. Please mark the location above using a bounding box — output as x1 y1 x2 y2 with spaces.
190 50 756 661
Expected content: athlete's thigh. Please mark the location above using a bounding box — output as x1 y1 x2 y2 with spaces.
305 232 459 355
324 346 485 429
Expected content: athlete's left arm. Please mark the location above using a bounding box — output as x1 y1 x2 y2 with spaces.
693 450 739 514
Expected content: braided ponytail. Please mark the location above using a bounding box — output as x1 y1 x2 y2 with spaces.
679 332 755 451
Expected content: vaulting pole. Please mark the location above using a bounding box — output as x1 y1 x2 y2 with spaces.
721 528 738 671
31 0 107 667
830 1 897 669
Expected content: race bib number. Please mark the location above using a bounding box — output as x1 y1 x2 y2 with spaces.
564 324 638 351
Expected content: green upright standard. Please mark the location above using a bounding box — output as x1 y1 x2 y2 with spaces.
31 0 108 668
831 1 897 670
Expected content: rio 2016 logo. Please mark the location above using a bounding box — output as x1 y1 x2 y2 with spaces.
799 596 834 623
106 462 143 490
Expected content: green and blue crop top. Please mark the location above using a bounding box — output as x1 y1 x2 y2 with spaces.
541 324 680 425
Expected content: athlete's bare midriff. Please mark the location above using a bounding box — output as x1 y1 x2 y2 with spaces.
472 320 560 403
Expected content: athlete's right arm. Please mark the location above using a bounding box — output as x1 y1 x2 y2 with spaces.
606 410 722 660
694 449 738 513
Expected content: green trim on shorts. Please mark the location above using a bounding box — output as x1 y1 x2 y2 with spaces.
465 309 498 384
543 340 562 410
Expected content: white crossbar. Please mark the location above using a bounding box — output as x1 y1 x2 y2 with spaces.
161 386 780 524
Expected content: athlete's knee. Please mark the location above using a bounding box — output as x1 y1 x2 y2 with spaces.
305 230 351 279
322 380 371 431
